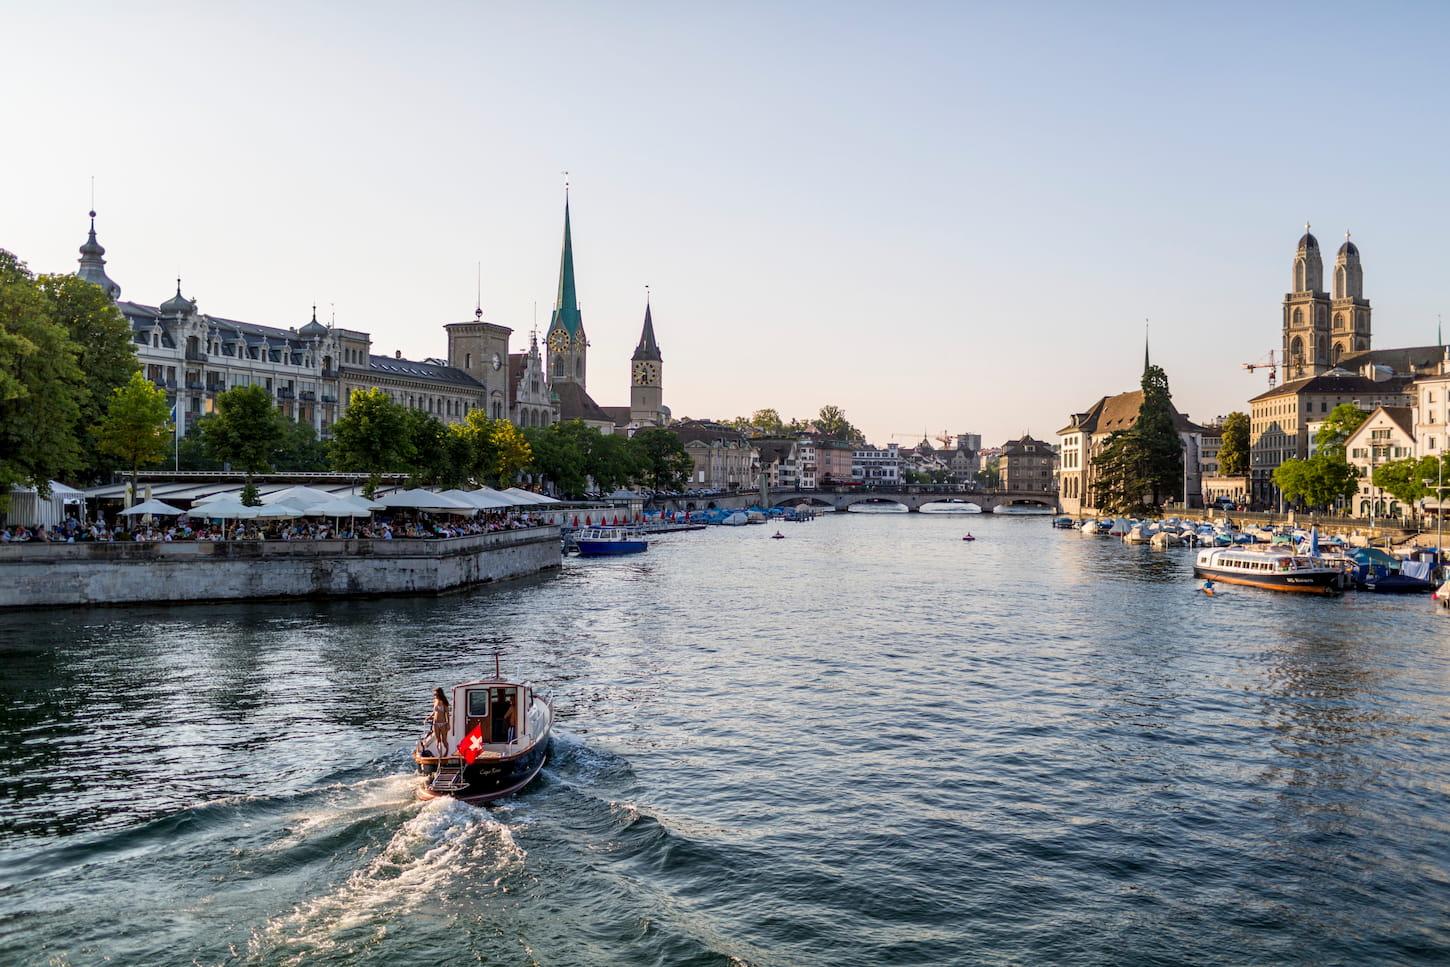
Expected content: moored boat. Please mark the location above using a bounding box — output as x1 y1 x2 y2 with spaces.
1193 546 1343 595
415 659 554 803
575 526 648 556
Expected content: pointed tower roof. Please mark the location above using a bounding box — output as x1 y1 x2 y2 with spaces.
1143 324 1150 374
75 210 121 300
632 299 661 361
549 198 583 337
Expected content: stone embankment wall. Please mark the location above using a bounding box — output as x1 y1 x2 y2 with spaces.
0 527 560 609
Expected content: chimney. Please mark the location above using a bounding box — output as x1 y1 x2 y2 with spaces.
395 350 402 359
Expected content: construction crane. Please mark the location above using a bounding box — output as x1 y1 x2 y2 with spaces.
1242 350 1278 388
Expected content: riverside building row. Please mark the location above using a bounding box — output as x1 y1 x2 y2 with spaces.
71 199 667 440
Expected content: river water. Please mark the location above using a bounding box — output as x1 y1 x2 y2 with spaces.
1 512 1447 966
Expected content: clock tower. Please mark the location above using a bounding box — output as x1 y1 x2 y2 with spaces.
630 299 664 426
545 196 587 390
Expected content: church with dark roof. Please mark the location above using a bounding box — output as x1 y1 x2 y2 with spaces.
543 195 669 434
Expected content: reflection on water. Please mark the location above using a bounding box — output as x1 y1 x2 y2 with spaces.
1 514 1447 965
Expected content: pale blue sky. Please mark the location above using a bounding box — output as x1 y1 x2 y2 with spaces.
6 1 1449 446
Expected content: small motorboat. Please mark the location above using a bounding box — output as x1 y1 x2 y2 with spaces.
415 656 554 804
1051 516 1076 529
962 533 976 542
771 531 785 539
575 526 648 556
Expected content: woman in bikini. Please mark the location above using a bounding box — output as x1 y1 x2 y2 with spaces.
430 687 450 757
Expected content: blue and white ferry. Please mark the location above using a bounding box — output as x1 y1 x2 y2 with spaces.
574 526 648 557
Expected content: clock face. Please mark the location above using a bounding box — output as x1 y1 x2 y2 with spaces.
633 361 659 384
491 352 502 371
547 329 568 353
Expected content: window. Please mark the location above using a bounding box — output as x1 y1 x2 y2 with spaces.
467 690 489 717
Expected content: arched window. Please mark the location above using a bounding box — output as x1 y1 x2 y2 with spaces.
1292 307 1303 327
1335 266 1346 298
1333 344 1343 365
1334 312 1345 330
1318 335 1328 360
1291 336 1304 362
575 358 582 379
1295 259 1306 291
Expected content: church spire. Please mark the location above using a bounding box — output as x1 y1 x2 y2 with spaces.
1143 321 1150 374
550 196 582 335
633 290 661 362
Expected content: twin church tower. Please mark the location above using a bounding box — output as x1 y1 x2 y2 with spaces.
1281 225 1373 380
544 196 668 431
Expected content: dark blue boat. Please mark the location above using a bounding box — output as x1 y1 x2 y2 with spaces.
575 526 648 557
1346 547 1435 593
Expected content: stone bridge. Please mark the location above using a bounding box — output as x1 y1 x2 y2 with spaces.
653 487 1059 514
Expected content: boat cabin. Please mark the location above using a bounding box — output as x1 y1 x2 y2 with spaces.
428 679 541 759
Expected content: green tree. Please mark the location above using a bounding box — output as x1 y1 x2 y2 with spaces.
39 273 139 483
977 458 1001 489
749 408 785 436
1371 456 1441 519
1092 430 1151 514
524 421 588 497
1316 403 1370 458
274 418 330 473
815 404 862 442
1218 411 1250 476
201 385 285 502
1136 365 1184 508
177 424 222 471
586 431 641 494
489 419 534 488
402 410 459 488
95 371 172 494
329 388 415 497
631 427 694 492
0 250 84 509
1273 454 1359 511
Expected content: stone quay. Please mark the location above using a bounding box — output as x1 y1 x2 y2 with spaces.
0 527 560 610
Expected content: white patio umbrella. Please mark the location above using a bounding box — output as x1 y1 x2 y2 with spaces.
374 488 475 513
469 486 524 508
504 487 557 504
264 485 337 506
296 496 374 518
118 499 185 517
245 501 309 520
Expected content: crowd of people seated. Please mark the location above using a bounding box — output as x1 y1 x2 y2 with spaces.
1 511 555 545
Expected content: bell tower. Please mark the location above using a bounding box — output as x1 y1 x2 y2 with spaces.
630 295 664 426
1331 233 1371 364
544 194 587 390
1283 224 1333 379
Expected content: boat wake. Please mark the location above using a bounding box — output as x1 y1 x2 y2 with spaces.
249 793 525 962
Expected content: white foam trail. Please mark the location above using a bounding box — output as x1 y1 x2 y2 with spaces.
250 796 524 962
265 773 421 852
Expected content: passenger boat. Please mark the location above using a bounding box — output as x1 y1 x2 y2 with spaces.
1052 516 1076 529
415 657 553 803
574 526 648 556
1193 547 1343 595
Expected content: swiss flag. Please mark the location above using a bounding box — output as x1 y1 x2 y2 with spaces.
459 723 485 764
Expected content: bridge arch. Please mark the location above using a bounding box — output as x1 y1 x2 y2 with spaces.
844 497 909 512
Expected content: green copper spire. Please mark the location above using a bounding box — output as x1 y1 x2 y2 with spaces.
550 198 583 336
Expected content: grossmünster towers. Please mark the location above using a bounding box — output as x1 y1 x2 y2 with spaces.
1282 225 1372 379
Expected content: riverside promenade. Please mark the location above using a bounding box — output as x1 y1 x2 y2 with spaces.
0 526 561 609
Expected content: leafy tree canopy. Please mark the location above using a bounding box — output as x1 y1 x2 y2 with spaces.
95 371 172 490
329 388 415 496
0 250 84 508
1315 404 1370 457
1218 411 1250 477
1273 454 1359 511
631 427 694 492
201 385 285 500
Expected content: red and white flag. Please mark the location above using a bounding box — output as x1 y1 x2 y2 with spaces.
459 723 485 764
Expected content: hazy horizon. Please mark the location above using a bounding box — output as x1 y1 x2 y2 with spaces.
7 1 1449 447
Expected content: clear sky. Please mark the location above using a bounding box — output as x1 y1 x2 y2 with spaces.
6 2 1449 447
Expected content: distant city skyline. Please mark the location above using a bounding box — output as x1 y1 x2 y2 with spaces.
6 2 1449 447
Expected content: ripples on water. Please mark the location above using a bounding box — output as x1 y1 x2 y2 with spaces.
1 514 1447 965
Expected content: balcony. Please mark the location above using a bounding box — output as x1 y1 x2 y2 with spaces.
276 387 296 400
184 380 204 390
321 367 339 379
320 394 338 404
185 348 207 362
300 390 317 401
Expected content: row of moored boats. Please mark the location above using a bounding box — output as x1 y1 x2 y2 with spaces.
1056 515 1445 597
